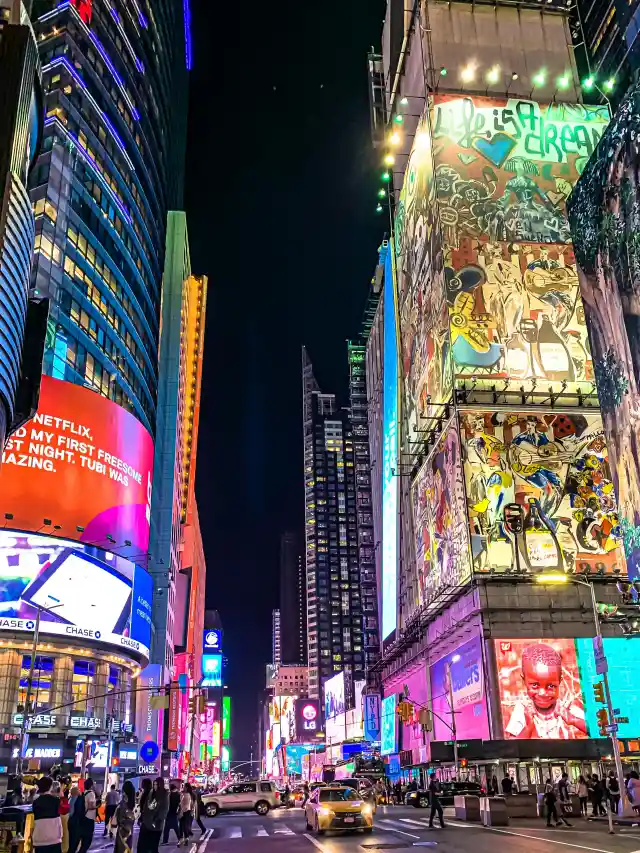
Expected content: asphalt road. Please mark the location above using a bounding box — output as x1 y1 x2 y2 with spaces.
170 804 640 853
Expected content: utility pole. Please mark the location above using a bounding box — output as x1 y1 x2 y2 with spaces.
446 658 459 779
103 716 114 796
16 607 42 773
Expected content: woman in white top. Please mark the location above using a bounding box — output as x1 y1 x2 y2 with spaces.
179 784 194 846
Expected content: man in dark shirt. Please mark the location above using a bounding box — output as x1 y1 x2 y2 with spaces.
162 783 181 844
428 773 445 829
501 775 513 795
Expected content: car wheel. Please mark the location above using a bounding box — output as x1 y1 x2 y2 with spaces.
205 803 219 817
315 817 325 836
305 817 311 831
255 801 270 816
418 797 429 808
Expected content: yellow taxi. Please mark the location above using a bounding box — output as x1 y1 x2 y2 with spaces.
304 785 374 834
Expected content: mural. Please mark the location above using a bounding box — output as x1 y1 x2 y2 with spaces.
412 423 471 608
432 95 609 246
395 113 453 438
460 410 625 574
568 84 640 580
445 240 592 392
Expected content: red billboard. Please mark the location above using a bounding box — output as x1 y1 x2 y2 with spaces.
0 377 154 557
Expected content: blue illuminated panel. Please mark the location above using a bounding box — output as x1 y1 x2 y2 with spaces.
382 242 398 640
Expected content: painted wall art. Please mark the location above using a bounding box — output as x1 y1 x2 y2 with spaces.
411 423 471 609
432 95 609 246
568 84 640 580
459 410 624 575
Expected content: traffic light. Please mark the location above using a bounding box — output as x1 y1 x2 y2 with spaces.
188 696 196 716
596 708 609 734
593 682 605 704
397 701 414 723
198 695 206 714
418 709 433 732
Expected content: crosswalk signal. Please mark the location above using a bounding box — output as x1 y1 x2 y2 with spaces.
188 696 196 715
418 708 433 732
596 708 609 734
198 695 206 714
593 682 605 704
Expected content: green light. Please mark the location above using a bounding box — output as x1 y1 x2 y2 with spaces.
486 67 500 85
378 188 386 198
532 70 546 87
399 96 409 106
604 77 615 92
557 74 570 89
376 204 383 213
381 172 391 182
394 114 403 124
583 76 595 90
440 67 447 77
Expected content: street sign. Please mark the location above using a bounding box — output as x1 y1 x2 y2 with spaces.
616 717 630 724
139 741 159 762
605 724 619 734
593 635 608 675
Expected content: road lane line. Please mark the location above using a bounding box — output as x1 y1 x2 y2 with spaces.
227 826 242 839
304 832 326 850
378 820 420 838
479 826 620 853
255 825 269 836
274 827 295 835
399 819 430 826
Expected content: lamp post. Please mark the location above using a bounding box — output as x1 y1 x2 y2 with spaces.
446 654 461 778
536 573 626 819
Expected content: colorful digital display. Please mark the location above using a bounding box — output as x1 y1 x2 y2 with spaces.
0 377 154 558
430 635 490 741
222 696 231 741
211 721 221 758
324 671 345 719
382 242 399 640
363 694 381 743
381 694 398 756
202 654 222 687
568 84 640 579
203 629 222 652
294 698 322 740
576 637 640 739
221 744 230 773
0 529 152 657
285 744 315 776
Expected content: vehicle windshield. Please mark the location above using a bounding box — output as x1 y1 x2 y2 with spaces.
319 789 360 802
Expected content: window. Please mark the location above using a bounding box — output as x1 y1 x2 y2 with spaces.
18 656 53 711
260 783 273 793
72 660 96 711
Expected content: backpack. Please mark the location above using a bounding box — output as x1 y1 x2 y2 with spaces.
609 778 619 794
73 793 86 820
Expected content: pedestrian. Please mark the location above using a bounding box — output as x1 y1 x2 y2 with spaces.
179 783 194 845
114 781 136 853
556 773 573 826
75 778 97 853
302 782 310 807
32 776 63 853
193 788 206 834
428 773 445 829
491 775 499 796
501 774 513 795
104 785 119 838
577 776 588 816
544 778 562 827
162 783 181 844
607 771 620 815
627 770 640 811
67 786 81 853
139 778 169 853
591 775 606 817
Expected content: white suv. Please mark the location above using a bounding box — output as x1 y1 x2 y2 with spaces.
202 781 280 816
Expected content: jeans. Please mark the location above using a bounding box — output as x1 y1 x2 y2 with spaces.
429 798 444 827
77 819 94 853
179 812 193 840
104 805 117 835
579 796 588 816
163 813 180 844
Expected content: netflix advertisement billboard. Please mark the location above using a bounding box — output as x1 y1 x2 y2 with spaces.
0 377 154 557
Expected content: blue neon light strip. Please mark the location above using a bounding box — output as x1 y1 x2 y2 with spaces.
87 30 140 119
108 3 145 72
183 0 192 70
37 1 70 23
41 57 135 171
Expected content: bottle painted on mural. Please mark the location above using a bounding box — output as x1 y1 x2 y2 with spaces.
504 334 530 379
533 317 574 382
522 497 563 571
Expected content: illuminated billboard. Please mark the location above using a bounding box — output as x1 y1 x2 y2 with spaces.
430 635 490 742
222 696 231 741
0 529 152 657
0 376 154 557
324 671 345 719
380 694 397 756
381 242 398 640
294 699 322 741
202 654 222 687
203 629 222 652
576 638 640 739
211 721 221 758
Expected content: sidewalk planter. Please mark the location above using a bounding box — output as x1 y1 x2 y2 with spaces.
480 797 509 827
454 795 481 821
504 795 538 819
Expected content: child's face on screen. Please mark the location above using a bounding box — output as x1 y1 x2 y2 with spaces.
522 657 561 712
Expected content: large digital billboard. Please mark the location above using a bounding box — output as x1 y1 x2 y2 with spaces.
222 696 231 741
324 671 345 719
430 635 490 742
294 699 322 740
0 376 154 558
382 242 398 640
201 654 222 687
0 529 152 657
576 637 640 739
381 694 397 756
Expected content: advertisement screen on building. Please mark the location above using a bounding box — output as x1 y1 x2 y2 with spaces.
285 744 315 776
382 242 398 641
222 696 231 741
430 635 490 741
0 530 152 657
381 694 397 756
203 629 222 652
202 654 222 687
211 721 221 758
294 699 322 741
0 377 154 557
363 694 381 742
324 672 345 719
576 637 640 739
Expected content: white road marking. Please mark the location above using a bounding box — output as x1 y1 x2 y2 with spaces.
274 826 295 835
378 820 420 838
227 826 242 839
255 825 269 836
304 832 325 850
400 818 431 826
478 825 621 853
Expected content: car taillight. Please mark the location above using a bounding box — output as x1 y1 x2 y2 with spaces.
275 792 280 800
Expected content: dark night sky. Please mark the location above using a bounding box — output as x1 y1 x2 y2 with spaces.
184 0 386 762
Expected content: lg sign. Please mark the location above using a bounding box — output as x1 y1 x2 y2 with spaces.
302 704 317 730
295 699 322 739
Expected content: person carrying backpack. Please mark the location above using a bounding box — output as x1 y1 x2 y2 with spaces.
428 773 445 829
74 779 97 853
607 772 621 815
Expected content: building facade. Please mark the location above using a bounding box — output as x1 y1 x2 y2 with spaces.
272 609 281 668
279 532 307 665
367 0 639 787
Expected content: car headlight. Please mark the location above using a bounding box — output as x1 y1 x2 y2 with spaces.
318 808 333 816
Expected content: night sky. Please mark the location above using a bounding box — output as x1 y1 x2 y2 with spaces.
184 0 386 763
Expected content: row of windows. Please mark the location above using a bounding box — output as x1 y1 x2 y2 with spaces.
19 655 124 717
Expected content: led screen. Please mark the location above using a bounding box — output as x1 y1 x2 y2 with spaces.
430 635 490 741
202 654 222 687
382 243 398 640
324 671 345 719
285 744 315 775
381 694 397 756
211 721 221 758
0 530 152 657
203 629 222 651
222 696 231 741
0 377 154 558
576 637 640 739
363 694 381 742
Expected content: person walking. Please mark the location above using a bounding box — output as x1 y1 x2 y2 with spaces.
501 774 513 795
607 771 621 815
591 775 606 817
104 785 119 838
627 770 640 811
140 778 169 853
556 773 573 826
428 773 445 829
32 777 63 853
577 776 589 817
544 778 562 827
114 782 136 853
302 782 310 807
193 788 206 834
76 779 97 853
178 783 194 846
162 784 181 844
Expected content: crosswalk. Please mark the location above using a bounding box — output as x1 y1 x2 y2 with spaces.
196 815 451 841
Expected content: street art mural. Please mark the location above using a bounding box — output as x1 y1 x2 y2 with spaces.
395 113 452 439
445 240 592 391
568 84 640 580
432 95 609 246
459 410 625 575
412 423 471 609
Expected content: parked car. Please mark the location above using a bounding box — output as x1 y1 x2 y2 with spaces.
304 785 374 834
405 781 483 808
202 780 280 816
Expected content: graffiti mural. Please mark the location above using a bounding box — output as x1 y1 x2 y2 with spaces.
568 84 640 580
412 423 471 609
460 410 624 575
445 240 592 392
395 113 453 438
432 95 609 246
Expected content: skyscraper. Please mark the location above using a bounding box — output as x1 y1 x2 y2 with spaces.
573 1 640 101
279 531 307 665
272 608 281 668
302 348 364 700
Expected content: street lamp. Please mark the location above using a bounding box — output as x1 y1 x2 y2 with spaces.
536 573 627 816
